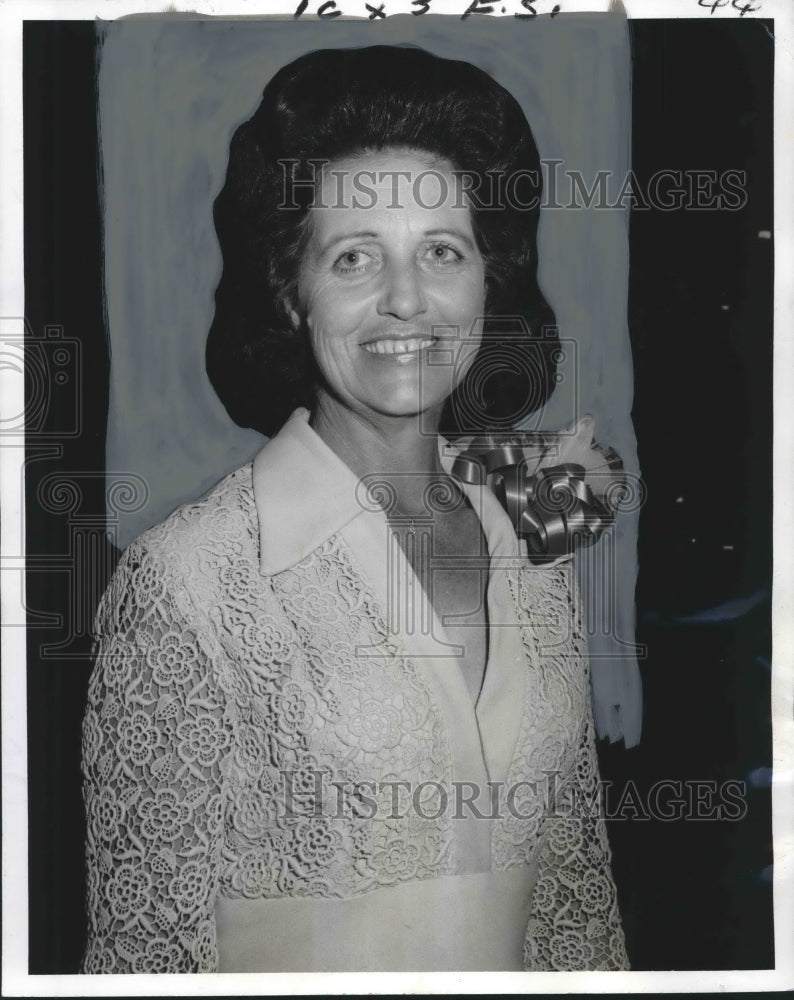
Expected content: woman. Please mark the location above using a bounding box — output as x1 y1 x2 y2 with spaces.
81 44 629 973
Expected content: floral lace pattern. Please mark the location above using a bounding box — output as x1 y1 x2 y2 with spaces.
82 463 628 973
499 563 629 971
83 536 226 973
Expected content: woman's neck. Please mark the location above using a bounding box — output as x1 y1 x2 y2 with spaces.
310 394 447 516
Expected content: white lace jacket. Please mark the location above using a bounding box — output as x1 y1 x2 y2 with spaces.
81 408 629 974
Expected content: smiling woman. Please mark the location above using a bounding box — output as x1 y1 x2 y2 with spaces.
291 149 486 423
291 148 494 702
81 44 630 974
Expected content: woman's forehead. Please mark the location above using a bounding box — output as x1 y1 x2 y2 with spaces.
309 148 476 237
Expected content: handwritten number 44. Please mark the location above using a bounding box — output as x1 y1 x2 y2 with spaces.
698 0 762 14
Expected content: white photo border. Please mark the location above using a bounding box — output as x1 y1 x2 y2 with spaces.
2 0 792 995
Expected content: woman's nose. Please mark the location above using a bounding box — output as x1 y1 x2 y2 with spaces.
376 261 428 320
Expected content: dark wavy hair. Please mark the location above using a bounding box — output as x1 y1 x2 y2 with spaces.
206 44 558 438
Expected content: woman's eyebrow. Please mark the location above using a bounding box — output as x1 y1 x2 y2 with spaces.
318 228 475 256
318 230 379 256
424 228 476 251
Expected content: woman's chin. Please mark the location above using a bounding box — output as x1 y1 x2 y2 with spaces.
352 370 456 421
359 396 447 422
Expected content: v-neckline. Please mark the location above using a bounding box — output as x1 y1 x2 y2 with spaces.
387 491 491 710
444 458 523 717
252 411 534 870
340 457 530 787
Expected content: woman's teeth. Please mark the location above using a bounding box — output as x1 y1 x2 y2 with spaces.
362 338 435 355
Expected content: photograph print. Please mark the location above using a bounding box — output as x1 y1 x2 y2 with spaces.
12 1 779 984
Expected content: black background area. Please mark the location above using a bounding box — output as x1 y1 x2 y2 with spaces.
23 18 773 973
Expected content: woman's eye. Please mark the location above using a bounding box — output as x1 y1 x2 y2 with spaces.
424 243 464 266
333 249 374 274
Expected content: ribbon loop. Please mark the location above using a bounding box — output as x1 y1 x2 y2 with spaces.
451 427 624 565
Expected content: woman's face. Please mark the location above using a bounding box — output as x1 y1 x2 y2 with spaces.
290 148 485 424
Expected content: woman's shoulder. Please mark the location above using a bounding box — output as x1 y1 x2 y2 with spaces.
119 461 259 576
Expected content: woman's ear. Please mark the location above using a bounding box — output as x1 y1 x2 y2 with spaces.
283 293 302 332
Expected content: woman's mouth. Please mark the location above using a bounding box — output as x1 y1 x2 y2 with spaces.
362 337 436 356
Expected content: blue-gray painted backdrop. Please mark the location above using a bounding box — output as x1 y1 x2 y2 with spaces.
97 13 641 745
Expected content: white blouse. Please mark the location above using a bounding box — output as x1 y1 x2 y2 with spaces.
81 408 629 973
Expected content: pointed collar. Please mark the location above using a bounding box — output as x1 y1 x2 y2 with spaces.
252 407 522 575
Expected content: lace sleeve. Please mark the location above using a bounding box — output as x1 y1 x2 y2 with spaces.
523 673 630 971
81 536 228 973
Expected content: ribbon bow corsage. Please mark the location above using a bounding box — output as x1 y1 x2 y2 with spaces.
451 416 625 565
